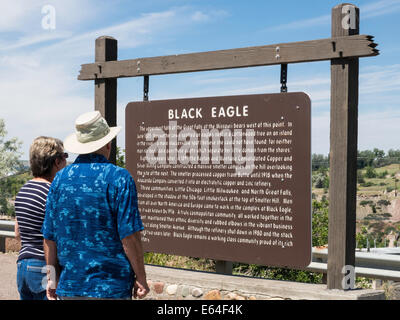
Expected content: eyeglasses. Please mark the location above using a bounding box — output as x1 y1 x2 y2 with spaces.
59 152 69 159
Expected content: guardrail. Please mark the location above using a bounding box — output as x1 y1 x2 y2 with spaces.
306 247 400 282
0 220 16 252
1 220 400 282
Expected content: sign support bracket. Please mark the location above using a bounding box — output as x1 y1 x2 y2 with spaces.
280 64 288 93
143 75 149 102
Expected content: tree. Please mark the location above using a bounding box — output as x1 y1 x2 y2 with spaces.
0 119 22 178
357 150 375 169
312 198 329 247
312 154 329 171
312 172 329 189
0 119 23 216
116 147 126 168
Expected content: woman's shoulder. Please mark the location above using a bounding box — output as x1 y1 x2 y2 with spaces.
25 179 51 189
17 179 51 197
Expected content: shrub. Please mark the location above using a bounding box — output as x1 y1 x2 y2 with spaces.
357 170 365 184
360 200 373 206
312 172 329 189
361 181 375 187
365 166 377 178
377 170 388 179
377 199 391 206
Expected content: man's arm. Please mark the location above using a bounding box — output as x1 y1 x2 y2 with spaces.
121 231 149 299
43 239 60 300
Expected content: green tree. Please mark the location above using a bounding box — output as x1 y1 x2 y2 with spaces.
356 232 368 249
116 147 126 168
387 149 400 164
357 150 375 169
312 198 329 247
0 119 23 216
312 154 329 171
0 119 22 178
312 172 329 189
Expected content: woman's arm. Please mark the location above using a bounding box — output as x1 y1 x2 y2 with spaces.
14 220 20 241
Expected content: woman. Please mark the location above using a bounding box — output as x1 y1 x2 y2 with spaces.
14 136 67 300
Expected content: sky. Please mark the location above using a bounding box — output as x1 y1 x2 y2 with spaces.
0 0 399 160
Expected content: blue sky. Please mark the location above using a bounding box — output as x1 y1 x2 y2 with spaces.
1 0 399 160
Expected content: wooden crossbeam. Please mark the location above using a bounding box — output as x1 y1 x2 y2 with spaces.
78 34 378 80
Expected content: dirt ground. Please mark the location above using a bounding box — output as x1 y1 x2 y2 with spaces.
0 252 19 300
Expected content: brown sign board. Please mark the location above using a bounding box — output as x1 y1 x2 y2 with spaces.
126 92 311 268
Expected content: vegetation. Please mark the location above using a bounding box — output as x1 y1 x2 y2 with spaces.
0 172 32 216
0 119 27 217
2 144 399 287
125 148 400 286
312 148 400 171
116 146 126 168
0 119 23 179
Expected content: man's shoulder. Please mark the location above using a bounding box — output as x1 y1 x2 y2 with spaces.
103 164 134 186
104 163 130 176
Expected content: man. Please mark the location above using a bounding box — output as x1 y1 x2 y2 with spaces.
42 111 149 300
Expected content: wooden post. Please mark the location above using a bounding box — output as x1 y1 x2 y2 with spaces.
95 36 118 164
216 260 233 275
327 3 359 290
0 237 5 253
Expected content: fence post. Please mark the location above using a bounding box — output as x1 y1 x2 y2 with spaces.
95 36 118 164
216 261 233 275
0 237 5 253
327 3 359 289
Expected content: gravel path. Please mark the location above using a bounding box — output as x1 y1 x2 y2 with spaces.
0 252 19 300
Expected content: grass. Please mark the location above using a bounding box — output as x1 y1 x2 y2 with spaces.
358 164 400 194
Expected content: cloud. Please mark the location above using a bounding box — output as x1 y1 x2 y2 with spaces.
360 64 400 95
0 31 72 51
310 107 400 155
191 11 210 22
359 108 400 152
0 4 231 159
267 14 330 32
266 0 400 32
0 1 38 32
363 0 400 18
191 9 228 22
0 54 92 149
33 7 219 61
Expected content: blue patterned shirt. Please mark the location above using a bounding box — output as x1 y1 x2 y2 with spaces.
42 153 144 298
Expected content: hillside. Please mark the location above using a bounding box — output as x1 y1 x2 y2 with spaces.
313 164 400 247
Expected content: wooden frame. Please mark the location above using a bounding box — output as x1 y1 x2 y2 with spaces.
79 3 379 289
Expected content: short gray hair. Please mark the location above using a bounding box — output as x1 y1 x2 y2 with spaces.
29 136 64 178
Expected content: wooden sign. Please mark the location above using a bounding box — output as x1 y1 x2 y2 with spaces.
126 92 311 268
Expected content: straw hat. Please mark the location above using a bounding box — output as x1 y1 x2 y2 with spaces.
64 111 121 154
